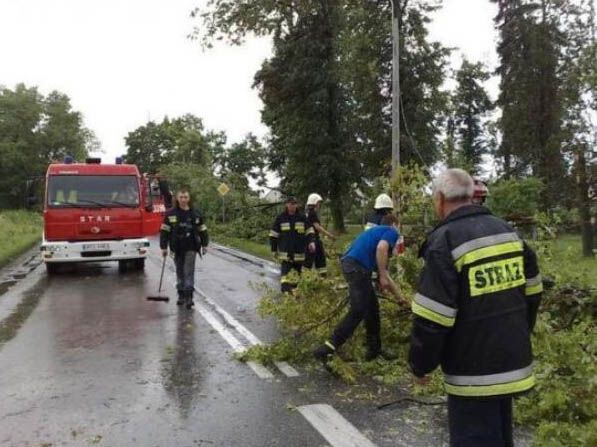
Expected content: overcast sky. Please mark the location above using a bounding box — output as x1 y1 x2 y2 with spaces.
0 0 498 162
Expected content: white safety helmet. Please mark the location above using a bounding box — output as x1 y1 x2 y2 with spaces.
374 193 394 210
306 193 323 206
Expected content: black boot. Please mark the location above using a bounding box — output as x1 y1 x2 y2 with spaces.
365 348 398 362
176 291 185 306
185 290 194 310
313 342 335 366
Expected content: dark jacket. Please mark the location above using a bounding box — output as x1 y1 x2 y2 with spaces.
270 211 315 262
160 207 209 253
408 205 542 398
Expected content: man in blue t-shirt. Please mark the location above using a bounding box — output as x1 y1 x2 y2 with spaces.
314 214 404 363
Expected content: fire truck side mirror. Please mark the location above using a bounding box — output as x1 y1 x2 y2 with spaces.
145 204 154 212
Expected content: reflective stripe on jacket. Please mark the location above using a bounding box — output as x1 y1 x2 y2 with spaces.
160 207 209 252
270 211 315 262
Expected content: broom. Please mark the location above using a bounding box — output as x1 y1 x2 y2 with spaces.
147 255 170 302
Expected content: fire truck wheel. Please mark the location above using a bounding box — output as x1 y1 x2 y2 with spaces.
134 259 145 270
46 263 62 275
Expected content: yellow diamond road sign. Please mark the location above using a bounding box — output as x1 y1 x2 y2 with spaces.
217 183 230 196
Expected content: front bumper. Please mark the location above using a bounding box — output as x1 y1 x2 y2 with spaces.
41 238 151 263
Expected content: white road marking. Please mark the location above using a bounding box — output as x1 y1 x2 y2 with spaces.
194 302 274 380
196 287 300 378
273 361 300 378
297 404 377 447
150 256 275 380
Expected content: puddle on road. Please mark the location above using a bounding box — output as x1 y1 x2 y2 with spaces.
0 277 48 346
161 310 204 419
0 279 18 296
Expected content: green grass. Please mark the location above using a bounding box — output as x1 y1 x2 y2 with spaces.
214 235 273 261
538 234 596 288
0 210 42 268
333 224 362 250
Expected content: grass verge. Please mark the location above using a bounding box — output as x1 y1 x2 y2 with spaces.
214 235 272 260
0 210 42 269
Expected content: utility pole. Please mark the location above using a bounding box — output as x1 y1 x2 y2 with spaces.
391 0 400 177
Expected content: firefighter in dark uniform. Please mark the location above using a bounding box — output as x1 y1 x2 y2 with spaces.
408 169 542 447
270 196 316 293
365 193 394 230
304 193 335 275
160 188 209 309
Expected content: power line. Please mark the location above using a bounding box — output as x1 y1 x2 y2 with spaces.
399 91 428 167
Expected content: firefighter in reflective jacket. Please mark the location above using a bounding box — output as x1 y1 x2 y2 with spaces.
160 188 209 309
409 169 542 447
270 196 316 292
304 193 335 275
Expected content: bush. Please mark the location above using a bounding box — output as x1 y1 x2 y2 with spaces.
486 178 544 219
390 164 435 246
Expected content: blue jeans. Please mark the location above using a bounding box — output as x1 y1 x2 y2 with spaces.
175 251 196 293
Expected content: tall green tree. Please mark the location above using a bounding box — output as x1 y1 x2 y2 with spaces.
195 1 450 229
216 134 268 190
125 114 224 173
124 120 174 174
0 84 93 208
197 0 354 230
451 59 494 173
254 1 352 230
558 0 596 256
492 0 565 206
326 0 450 173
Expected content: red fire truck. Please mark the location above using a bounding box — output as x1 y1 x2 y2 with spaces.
41 156 170 274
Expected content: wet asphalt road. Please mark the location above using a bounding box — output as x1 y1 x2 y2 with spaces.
0 240 498 447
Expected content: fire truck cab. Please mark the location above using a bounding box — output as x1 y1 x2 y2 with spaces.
41 156 168 274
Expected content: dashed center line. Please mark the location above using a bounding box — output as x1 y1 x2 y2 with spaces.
195 287 300 378
194 302 274 380
297 404 378 447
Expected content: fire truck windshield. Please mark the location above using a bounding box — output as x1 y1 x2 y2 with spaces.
47 175 140 208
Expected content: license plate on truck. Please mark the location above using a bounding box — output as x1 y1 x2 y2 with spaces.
82 243 110 251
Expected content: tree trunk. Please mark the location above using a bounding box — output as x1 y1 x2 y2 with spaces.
576 150 594 257
322 0 345 234
329 196 346 233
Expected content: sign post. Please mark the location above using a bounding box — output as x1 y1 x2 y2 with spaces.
217 183 230 224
